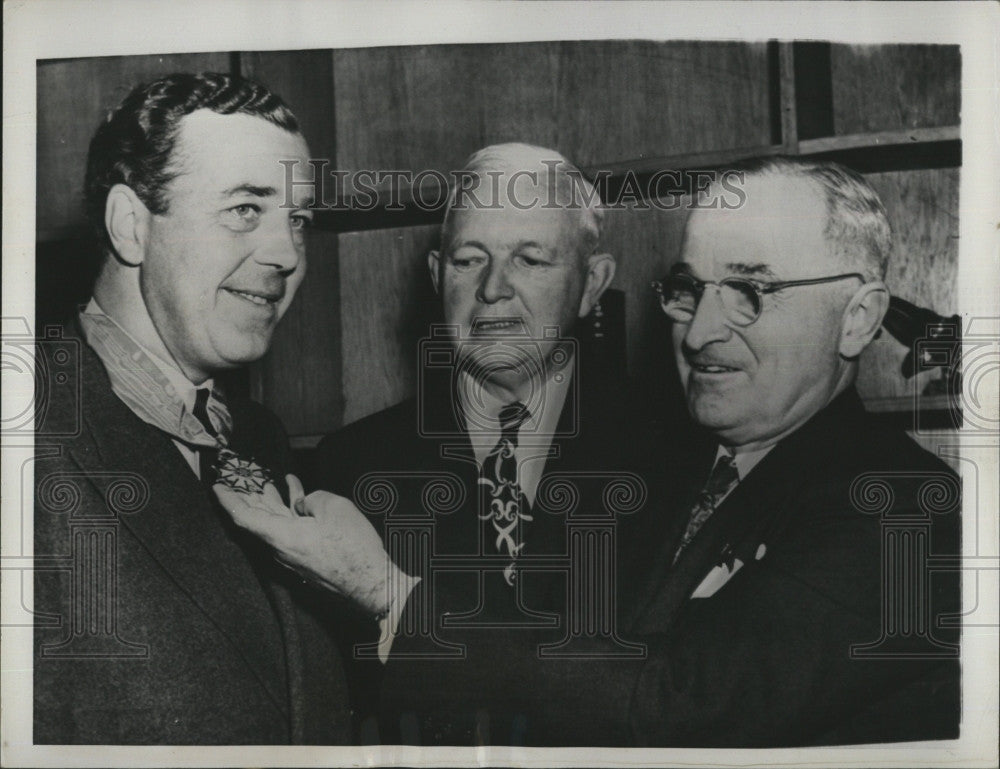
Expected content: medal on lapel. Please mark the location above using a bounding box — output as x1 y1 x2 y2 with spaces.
213 448 274 495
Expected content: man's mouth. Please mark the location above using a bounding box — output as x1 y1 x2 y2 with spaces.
222 287 283 307
690 361 740 374
471 317 528 335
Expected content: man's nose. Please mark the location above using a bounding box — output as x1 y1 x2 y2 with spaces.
681 286 733 351
253 221 302 273
476 259 515 304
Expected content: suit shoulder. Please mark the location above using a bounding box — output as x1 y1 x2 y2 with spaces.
314 399 418 491
851 413 956 477
319 399 417 452
229 397 289 439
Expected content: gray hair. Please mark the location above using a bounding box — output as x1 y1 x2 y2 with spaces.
442 142 605 258
727 155 892 282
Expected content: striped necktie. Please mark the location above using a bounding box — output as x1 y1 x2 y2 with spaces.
673 451 739 563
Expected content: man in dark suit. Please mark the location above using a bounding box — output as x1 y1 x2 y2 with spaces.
310 143 669 744
33 73 350 744
508 156 963 746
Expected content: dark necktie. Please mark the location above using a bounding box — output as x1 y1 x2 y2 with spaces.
192 387 229 484
478 401 532 586
673 451 740 563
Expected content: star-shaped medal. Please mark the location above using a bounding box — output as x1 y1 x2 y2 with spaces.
214 448 273 494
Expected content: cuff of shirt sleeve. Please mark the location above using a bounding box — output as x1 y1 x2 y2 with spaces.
377 573 421 663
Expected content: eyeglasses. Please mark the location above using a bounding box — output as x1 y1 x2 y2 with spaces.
651 265 865 326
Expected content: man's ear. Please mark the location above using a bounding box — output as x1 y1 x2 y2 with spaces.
839 280 889 359
427 250 442 294
105 184 151 267
577 252 617 318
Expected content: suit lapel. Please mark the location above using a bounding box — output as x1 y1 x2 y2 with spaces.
70 336 291 719
631 390 867 634
632 474 767 632
626 457 702 631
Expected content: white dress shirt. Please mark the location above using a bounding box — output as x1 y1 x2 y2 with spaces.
458 358 574 507
715 443 773 500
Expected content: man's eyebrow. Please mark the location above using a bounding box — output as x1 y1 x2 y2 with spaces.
724 262 778 279
448 239 490 253
221 184 278 198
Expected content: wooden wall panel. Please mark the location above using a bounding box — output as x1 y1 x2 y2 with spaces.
338 225 440 425
253 229 344 435
241 50 336 163
41 45 950 436
601 201 688 382
241 50 343 436
36 53 231 240
857 167 960 403
333 41 772 179
830 44 960 135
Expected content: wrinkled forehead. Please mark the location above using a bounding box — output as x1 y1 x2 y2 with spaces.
445 187 589 255
682 175 831 277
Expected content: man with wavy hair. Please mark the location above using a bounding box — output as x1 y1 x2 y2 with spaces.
33 72 350 744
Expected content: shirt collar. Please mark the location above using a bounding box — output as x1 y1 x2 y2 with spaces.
458 354 574 450
83 299 212 408
715 443 773 482
80 298 224 447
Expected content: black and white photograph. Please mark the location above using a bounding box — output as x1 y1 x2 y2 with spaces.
3 1 998 766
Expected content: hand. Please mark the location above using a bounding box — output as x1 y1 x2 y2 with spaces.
214 474 401 616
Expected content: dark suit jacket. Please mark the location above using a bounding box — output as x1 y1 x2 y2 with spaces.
33 321 351 744
513 387 962 746
314 363 678 745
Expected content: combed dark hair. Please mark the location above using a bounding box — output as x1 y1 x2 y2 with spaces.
84 72 300 251
727 155 892 282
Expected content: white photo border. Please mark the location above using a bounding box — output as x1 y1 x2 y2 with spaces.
4 1 998 766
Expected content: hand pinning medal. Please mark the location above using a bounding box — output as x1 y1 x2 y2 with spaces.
212 450 312 517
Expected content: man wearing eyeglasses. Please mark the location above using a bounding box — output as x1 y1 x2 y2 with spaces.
534 156 961 746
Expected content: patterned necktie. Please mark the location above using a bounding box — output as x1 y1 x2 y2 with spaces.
673 451 740 563
478 401 532 586
192 387 231 484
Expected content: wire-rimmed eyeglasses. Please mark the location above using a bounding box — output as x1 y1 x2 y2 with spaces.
651 265 865 327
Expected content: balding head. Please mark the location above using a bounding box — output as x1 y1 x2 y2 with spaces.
707 156 892 282
442 142 605 262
